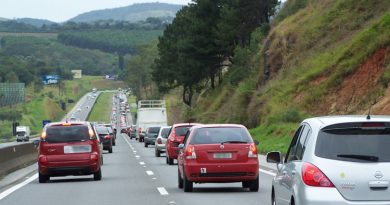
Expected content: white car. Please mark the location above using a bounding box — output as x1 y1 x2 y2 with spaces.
154 126 171 157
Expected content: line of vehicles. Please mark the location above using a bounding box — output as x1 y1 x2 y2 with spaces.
31 89 390 204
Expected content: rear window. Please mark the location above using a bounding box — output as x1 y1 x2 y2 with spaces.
46 125 89 143
147 127 160 134
161 128 171 138
96 126 109 135
316 124 390 163
175 126 192 136
190 127 252 144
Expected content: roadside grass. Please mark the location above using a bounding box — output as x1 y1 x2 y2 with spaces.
88 92 113 123
0 77 125 142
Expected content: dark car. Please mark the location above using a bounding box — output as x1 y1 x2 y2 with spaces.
96 126 113 153
100 124 116 146
166 123 201 165
129 125 137 139
144 126 161 147
37 121 102 183
177 124 259 192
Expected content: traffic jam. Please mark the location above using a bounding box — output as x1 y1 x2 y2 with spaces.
30 89 390 205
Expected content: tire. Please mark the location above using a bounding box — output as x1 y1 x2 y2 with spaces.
144 143 148 148
101 155 104 165
178 169 183 189
155 149 161 157
113 139 116 146
249 176 259 192
139 138 142 142
108 145 113 153
166 156 169 164
167 156 174 165
272 188 276 205
183 174 193 192
93 169 102 181
39 173 49 183
242 181 250 188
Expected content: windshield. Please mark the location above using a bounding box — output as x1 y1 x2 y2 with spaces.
315 127 390 162
147 127 160 134
161 128 171 138
96 126 109 135
190 127 252 144
46 125 90 143
175 126 192 136
16 131 26 136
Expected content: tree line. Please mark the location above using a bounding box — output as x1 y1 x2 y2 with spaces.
151 0 279 106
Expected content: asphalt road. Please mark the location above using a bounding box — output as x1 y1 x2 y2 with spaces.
0 92 276 205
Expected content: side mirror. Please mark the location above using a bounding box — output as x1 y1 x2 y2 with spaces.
178 144 185 150
266 151 282 164
253 139 259 145
32 140 40 148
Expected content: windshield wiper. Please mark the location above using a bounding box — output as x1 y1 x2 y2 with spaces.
337 154 379 162
221 140 248 144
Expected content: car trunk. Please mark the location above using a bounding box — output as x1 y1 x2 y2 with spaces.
193 144 250 164
319 160 390 201
42 141 92 162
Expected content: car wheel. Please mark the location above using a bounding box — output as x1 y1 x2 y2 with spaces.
290 197 295 205
94 169 102 181
178 168 183 189
249 176 259 192
155 149 160 157
144 143 148 148
101 155 104 165
168 156 174 165
183 174 193 192
242 181 250 188
165 156 169 164
39 173 49 183
113 139 116 146
109 146 113 153
139 138 142 142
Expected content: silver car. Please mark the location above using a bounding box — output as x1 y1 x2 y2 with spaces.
267 115 390 205
155 126 171 157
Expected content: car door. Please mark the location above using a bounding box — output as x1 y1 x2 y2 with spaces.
275 124 311 205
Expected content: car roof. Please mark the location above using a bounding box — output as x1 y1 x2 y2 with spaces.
172 123 202 127
305 115 390 127
47 121 89 127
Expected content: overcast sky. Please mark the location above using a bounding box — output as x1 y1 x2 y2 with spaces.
0 0 192 22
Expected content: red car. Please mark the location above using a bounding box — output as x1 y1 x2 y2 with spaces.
165 123 201 165
36 121 103 183
177 124 259 192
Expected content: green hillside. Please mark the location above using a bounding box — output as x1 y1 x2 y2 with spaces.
163 0 390 154
69 3 182 23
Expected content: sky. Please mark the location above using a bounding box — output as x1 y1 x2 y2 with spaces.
0 0 192 23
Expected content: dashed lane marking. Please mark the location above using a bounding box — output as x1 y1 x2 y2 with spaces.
139 162 145 165
146 170 154 176
157 187 169 196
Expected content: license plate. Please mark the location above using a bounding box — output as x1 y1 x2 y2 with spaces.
213 153 232 159
64 145 92 154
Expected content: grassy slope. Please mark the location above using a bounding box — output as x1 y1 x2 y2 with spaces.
167 0 390 154
0 77 125 142
88 92 113 123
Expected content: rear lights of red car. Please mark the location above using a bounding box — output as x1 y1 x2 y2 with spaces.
177 124 259 192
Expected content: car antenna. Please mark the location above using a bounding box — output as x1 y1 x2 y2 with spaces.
367 107 371 120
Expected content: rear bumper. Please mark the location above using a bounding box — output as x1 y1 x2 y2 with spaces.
155 143 165 151
295 186 390 205
145 138 156 144
184 161 259 182
39 161 100 176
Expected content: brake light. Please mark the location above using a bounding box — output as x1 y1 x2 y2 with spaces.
185 145 196 159
90 152 98 161
62 122 72 126
104 135 111 140
248 143 258 158
38 155 48 164
302 163 334 187
157 138 162 144
362 122 385 127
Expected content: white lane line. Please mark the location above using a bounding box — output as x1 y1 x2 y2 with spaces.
139 162 145 165
259 168 276 177
135 155 140 158
146 170 154 176
0 173 38 201
152 177 157 180
157 187 169 196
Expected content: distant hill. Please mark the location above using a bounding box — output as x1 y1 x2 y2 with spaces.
69 2 183 23
0 17 8 21
16 18 55 27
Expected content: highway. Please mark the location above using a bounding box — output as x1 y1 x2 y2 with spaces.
0 91 276 205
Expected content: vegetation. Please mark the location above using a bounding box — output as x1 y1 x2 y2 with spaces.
88 92 113 123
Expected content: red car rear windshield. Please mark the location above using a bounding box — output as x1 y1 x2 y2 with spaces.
46 125 89 143
190 127 252 144
175 126 192 136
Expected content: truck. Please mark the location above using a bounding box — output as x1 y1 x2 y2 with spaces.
136 100 168 142
16 126 30 142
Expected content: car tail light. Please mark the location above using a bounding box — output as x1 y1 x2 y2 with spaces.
41 131 47 139
248 143 258 158
157 138 162 144
302 163 334 187
185 145 196 159
38 155 48 164
90 152 99 161
104 135 111 140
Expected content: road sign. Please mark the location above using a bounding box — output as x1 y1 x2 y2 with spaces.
42 120 51 128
